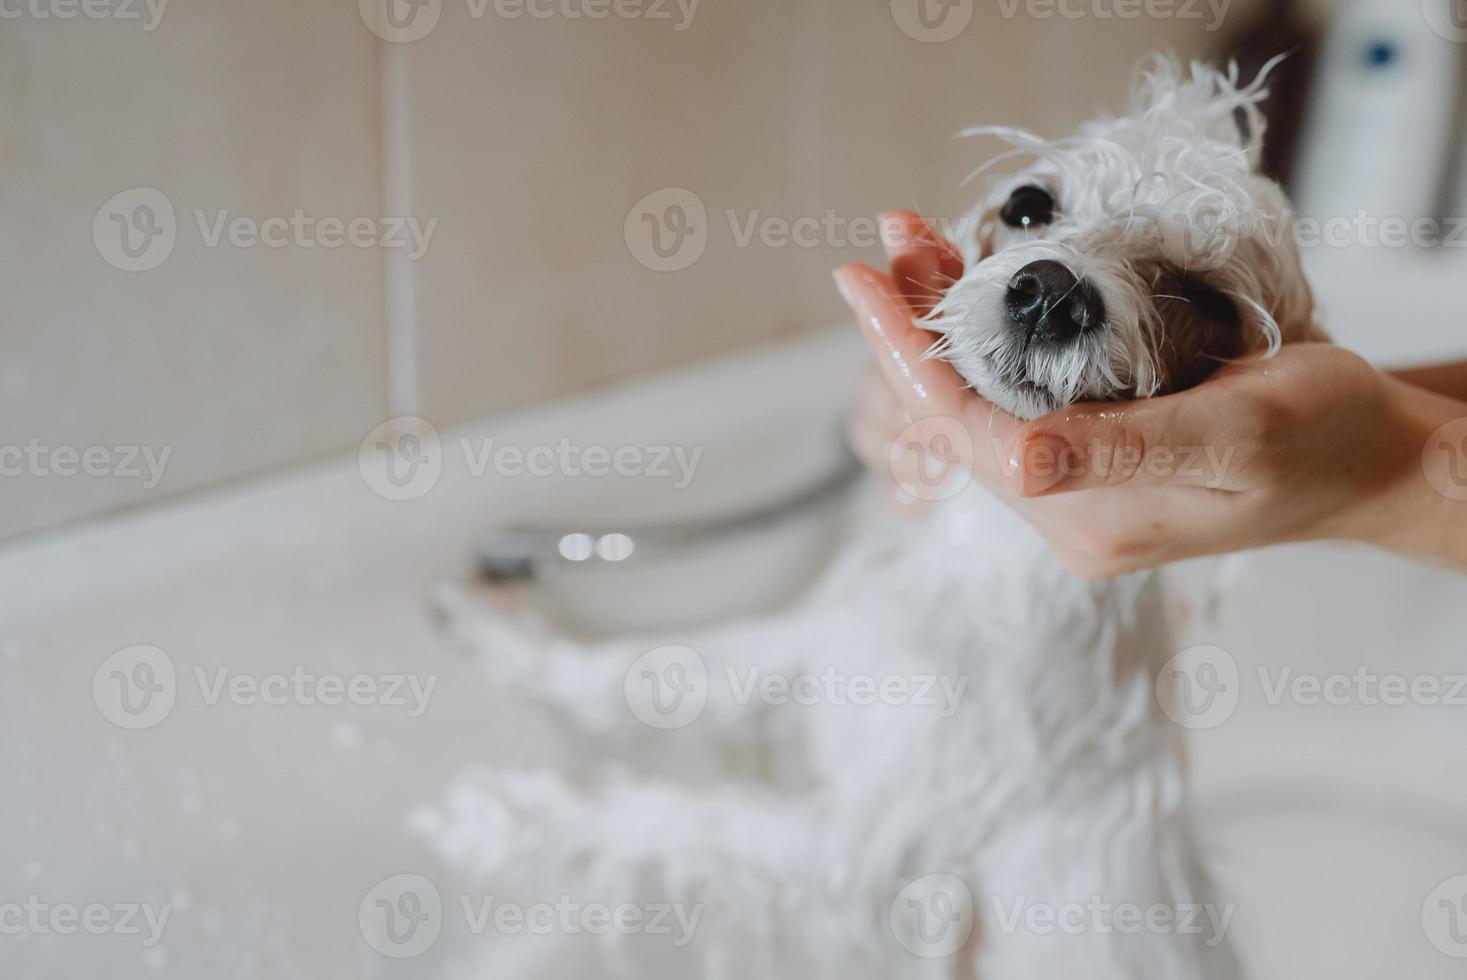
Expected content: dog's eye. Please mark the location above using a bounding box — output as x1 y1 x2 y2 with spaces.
1000 185 1055 229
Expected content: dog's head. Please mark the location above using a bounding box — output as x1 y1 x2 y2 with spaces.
931 57 1316 421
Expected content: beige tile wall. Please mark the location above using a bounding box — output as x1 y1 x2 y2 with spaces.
2 0 1260 540
404 0 1266 425
1 2 386 540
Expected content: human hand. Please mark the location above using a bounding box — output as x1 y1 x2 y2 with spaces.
838 213 1465 576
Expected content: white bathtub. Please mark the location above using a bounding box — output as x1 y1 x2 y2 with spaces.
3 324 1465 978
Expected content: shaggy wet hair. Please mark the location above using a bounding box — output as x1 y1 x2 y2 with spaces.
928 57 1315 420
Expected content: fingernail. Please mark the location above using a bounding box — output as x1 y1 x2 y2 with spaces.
1012 434 1071 496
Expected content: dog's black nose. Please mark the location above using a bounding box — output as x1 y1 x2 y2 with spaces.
1004 260 1104 343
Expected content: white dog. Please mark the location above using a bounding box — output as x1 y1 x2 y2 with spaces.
420 57 1316 979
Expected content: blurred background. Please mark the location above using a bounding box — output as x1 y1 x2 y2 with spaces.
4 0 1467 978
7 0 1467 540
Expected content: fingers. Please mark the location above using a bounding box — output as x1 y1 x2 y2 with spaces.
1031 485 1250 576
835 262 1026 487
848 363 932 514
880 211 963 317
1008 387 1244 496
833 263 972 420
846 364 908 471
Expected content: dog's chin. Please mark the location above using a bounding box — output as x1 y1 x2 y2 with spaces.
950 355 1063 422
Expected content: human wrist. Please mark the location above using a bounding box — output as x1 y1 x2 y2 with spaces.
1348 377 1467 566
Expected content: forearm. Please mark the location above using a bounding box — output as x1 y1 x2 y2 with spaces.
1390 359 1467 402
1350 377 1467 570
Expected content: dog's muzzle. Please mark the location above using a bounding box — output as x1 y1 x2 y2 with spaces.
1004 259 1105 345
